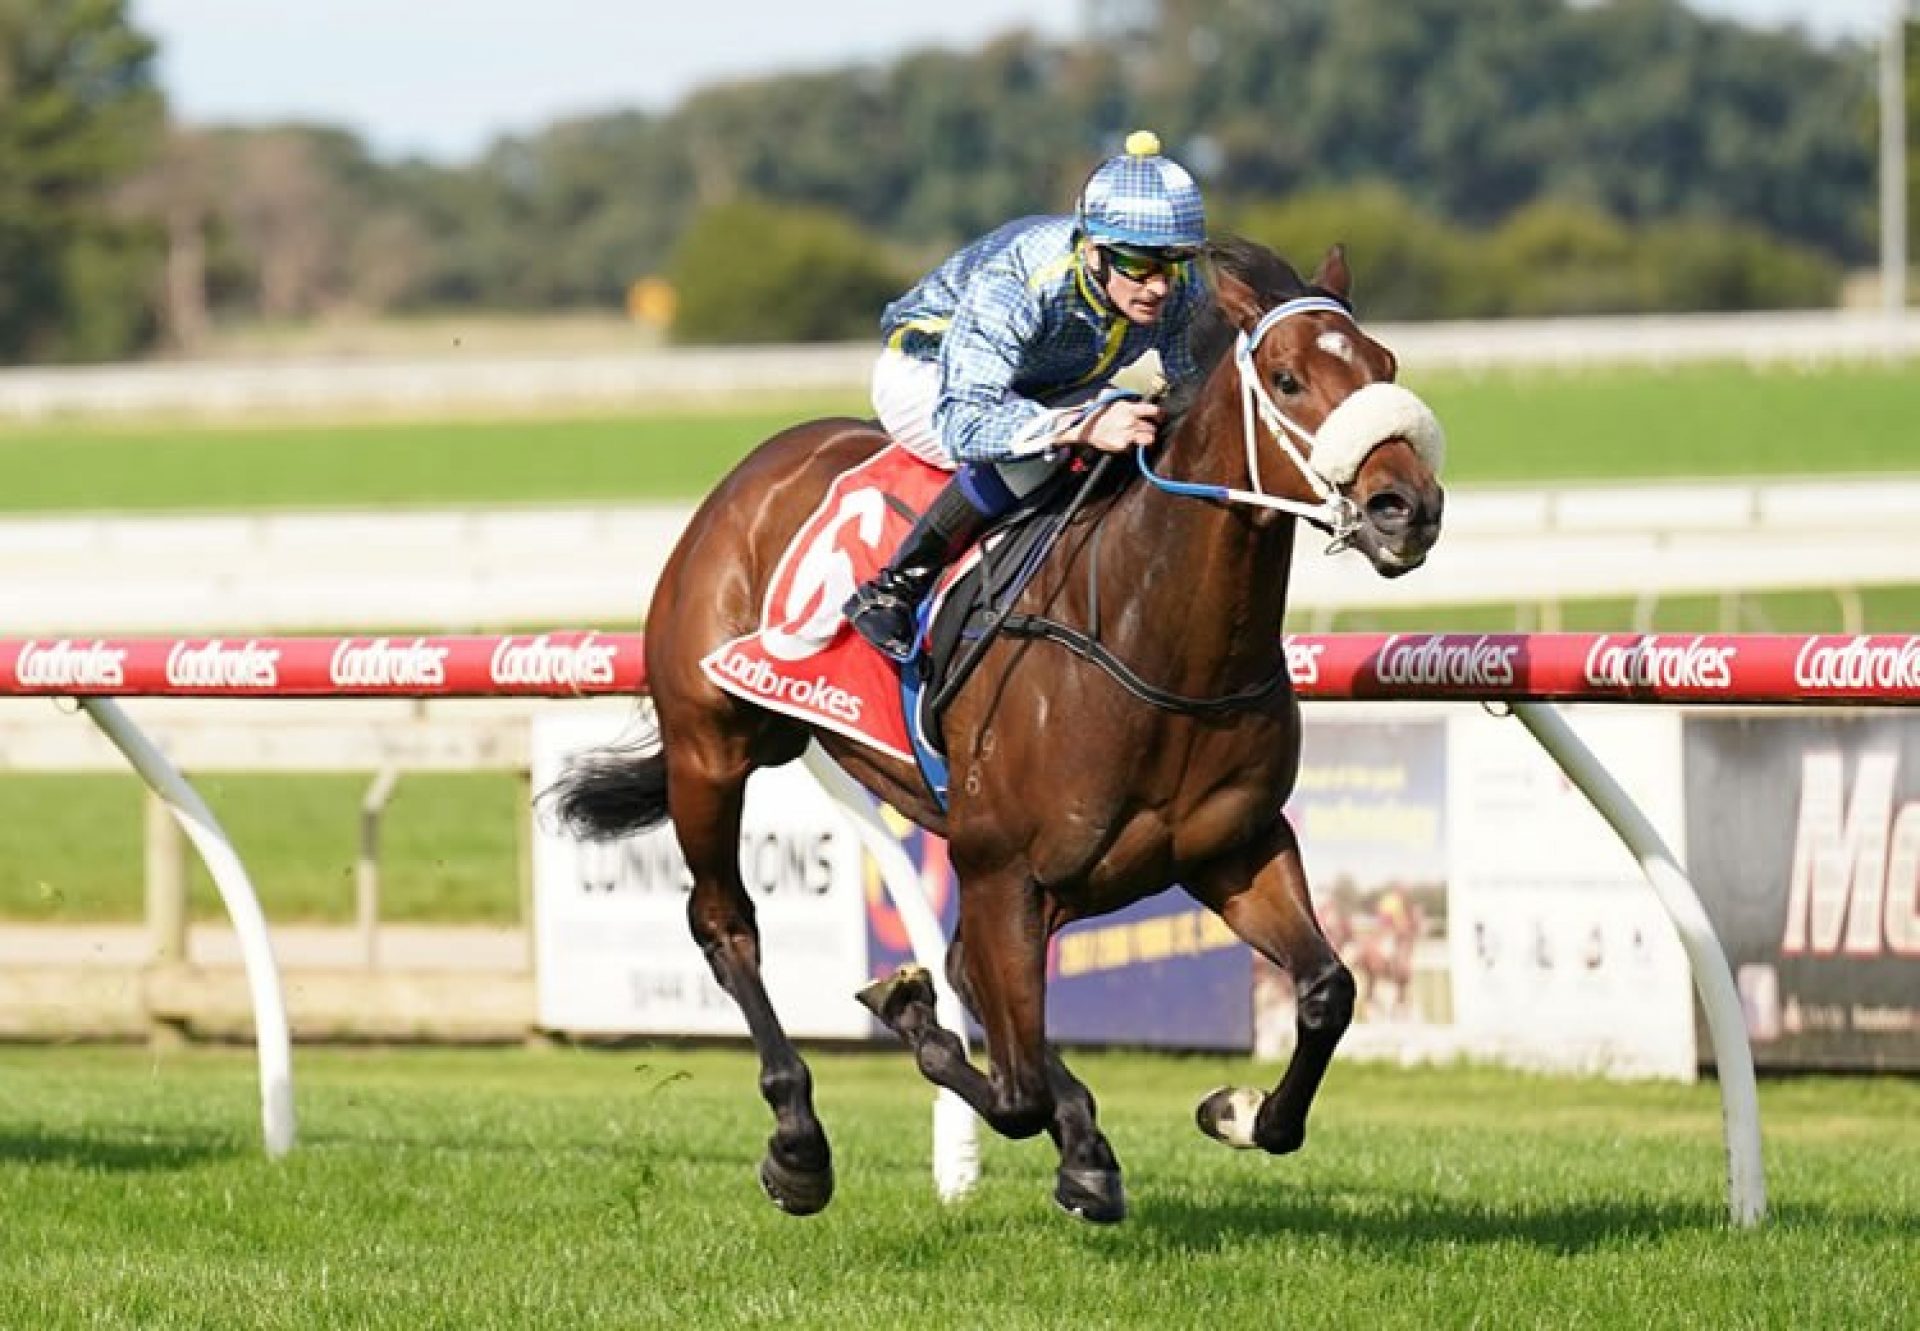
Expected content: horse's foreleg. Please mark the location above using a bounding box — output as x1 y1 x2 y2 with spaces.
668 744 833 1215
943 936 1125 1222
1187 817 1355 1157
857 869 1057 1145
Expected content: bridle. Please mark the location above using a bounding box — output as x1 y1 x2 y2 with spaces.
976 294 1447 721
1137 295 1444 550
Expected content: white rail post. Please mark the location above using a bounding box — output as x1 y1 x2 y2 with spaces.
79 698 297 1159
356 767 402 970
143 789 190 1048
800 744 980 1202
1511 702 1765 1228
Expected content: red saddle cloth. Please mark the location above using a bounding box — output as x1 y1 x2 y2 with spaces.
699 445 948 762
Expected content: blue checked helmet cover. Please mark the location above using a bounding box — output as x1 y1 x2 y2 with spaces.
1075 130 1206 252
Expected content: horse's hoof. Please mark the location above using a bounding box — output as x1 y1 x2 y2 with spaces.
1195 1086 1265 1150
758 1153 835 1217
1054 1166 1127 1225
855 964 934 1026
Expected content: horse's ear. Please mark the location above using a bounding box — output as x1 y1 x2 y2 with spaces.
1312 244 1351 302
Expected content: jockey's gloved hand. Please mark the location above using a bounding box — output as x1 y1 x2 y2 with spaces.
1079 397 1162 453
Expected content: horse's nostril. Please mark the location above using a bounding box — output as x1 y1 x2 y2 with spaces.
1365 489 1412 535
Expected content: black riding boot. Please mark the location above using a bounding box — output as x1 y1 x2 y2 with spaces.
844 479 994 662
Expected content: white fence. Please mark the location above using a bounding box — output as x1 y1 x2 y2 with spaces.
3 476 1913 635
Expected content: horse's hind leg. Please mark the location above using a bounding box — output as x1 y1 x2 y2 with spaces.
943 935 1125 1223
666 735 834 1215
1186 817 1355 1156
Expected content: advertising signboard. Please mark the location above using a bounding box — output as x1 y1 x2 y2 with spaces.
861 805 1255 1051
1684 714 1920 1070
1447 707 1696 1078
1048 894 1254 1051
1255 716 1451 1060
532 713 873 1038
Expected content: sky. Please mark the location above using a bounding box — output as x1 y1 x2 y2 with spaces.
128 0 1899 164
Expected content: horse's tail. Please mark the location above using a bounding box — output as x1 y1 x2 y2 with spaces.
541 722 671 843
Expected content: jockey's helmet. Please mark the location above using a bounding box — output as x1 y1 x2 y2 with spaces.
1075 130 1206 254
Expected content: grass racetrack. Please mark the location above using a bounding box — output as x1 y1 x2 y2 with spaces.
1 362 1917 514
1 1046 1913 1328
0 772 524 924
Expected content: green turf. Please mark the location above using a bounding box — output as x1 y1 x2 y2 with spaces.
2 363 1916 516
1402 360 1920 483
0 772 524 924
0 395 867 513
0 1045 1910 1328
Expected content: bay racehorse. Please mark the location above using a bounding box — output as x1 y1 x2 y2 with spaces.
547 237 1446 1223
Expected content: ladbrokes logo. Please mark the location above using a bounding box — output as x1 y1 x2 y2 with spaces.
1375 634 1517 688
1583 634 1734 691
711 647 863 725
1793 636 1920 693
14 639 128 689
1285 641 1324 686
490 634 618 689
328 637 448 688
165 639 280 690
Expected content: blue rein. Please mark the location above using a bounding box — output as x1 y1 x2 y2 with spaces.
1136 442 1230 503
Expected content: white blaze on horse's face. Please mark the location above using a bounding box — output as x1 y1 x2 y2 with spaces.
1315 330 1355 364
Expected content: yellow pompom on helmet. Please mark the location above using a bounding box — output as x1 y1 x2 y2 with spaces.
1075 130 1206 253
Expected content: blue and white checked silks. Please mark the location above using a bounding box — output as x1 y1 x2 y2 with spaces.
1076 137 1207 251
878 216 1209 464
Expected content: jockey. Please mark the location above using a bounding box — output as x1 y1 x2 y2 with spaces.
843 130 1212 662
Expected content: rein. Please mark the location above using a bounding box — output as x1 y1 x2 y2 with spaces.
928 452 1118 720
998 613 1290 716
930 453 1293 722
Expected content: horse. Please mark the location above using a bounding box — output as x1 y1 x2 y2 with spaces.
1348 889 1426 1021
547 236 1447 1223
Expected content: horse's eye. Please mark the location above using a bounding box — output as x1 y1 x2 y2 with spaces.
1272 369 1301 396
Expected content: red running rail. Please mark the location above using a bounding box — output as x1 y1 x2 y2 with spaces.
2 631 1917 705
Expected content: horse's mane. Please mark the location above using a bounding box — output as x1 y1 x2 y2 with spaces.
1162 235 1342 425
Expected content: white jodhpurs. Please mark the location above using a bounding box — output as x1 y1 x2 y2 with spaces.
869 349 1061 498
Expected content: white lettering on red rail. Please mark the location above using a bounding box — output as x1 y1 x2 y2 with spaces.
1374 634 1518 688
328 637 449 689
165 639 281 690
14 639 128 689
489 634 618 689
1794 636 1920 692
1285 641 1325 687
1583 634 1735 691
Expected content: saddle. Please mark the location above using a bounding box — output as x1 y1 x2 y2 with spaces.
698 443 1089 802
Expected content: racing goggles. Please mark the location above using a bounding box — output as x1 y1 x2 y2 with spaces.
1100 244 1196 282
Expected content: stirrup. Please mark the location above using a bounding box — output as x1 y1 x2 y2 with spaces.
844 583 919 663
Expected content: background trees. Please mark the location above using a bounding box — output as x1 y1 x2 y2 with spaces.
0 0 165 360
0 0 1902 360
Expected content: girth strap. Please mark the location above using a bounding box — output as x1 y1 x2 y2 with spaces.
997 613 1291 717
